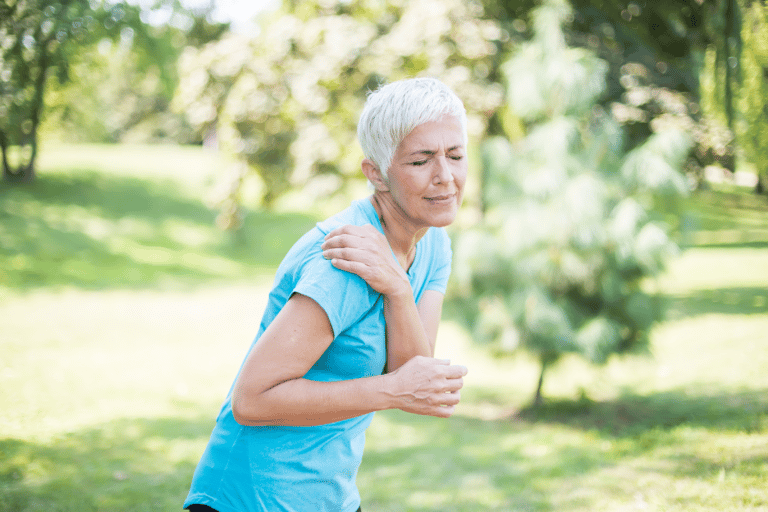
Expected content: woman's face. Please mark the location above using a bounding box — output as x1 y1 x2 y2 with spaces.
384 115 467 230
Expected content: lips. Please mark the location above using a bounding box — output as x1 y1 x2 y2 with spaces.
425 193 455 203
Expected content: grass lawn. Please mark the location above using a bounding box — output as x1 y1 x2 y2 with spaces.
1 144 767 511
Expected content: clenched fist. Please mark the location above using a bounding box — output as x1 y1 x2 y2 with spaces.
385 356 467 418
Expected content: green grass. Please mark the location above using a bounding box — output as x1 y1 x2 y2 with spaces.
1 144 767 511
0 144 317 291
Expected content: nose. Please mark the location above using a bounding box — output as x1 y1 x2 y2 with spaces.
433 156 454 184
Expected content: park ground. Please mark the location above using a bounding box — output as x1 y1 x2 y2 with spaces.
1 144 767 511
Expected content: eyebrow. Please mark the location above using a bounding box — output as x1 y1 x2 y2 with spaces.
407 145 465 157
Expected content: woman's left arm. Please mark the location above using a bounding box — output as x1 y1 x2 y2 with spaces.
322 225 442 370
385 288 445 368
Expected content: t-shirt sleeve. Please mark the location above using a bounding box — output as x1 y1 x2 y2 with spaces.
293 249 379 338
425 228 453 294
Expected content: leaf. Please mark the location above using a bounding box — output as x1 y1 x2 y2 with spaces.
575 316 623 364
522 289 576 353
620 129 692 194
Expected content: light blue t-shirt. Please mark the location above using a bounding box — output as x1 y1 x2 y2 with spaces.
184 198 452 512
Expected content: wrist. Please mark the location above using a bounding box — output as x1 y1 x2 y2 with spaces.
383 279 412 301
379 372 400 410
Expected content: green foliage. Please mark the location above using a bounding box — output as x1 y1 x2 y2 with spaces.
41 3 228 145
0 0 228 180
452 0 692 405
0 1 159 179
563 0 743 186
735 1 768 190
568 0 711 93
174 0 507 211
0 0 100 180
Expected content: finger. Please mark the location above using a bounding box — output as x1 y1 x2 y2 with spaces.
440 391 461 406
322 246 357 260
443 378 464 393
434 405 456 418
323 246 378 264
329 258 371 276
322 233 364 250
325 225 356 239
324 224 375 240
442 364 468 378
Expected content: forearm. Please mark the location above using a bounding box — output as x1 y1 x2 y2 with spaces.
383 291 433 371
232 374 394 426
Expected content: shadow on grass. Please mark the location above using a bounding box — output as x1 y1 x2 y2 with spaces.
691 241 768 249
362 385 768 511
361 410 555 512
663 287 768 318
1 389 765 512
0 415 215 512
0 171 317 291
513 387 768 437
678 187 768 249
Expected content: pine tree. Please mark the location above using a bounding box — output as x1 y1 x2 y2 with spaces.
452 0 692 407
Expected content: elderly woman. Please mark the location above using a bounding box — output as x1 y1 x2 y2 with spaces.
184 77 469 512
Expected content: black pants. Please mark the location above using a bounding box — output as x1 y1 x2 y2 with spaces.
188 505 362 512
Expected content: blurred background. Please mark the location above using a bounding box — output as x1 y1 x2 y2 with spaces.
1 0 767 510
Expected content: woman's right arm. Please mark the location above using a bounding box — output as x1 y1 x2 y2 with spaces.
231 292 466 427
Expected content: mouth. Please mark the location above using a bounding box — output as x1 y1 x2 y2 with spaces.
424 193 456 204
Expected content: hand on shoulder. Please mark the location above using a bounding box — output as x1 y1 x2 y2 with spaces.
321 224 411 297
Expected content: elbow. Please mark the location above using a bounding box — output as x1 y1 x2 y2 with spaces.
231 393 251 426
231 388 267 426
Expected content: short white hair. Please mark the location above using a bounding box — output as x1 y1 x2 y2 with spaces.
357 77 468 177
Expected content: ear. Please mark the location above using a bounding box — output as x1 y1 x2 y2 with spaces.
361 158 389 192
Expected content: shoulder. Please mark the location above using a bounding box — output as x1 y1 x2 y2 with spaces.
315 198 378 235
278 199 373 272
288 203 381 335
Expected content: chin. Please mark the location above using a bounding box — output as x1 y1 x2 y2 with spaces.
428 212 458 228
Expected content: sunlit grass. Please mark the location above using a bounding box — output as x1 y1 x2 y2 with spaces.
1 144 767 511
0 146 317 291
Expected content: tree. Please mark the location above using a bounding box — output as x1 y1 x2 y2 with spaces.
451 0 691 408
735 1 768 193
42 1 229 144
174 0 507 222
564 0 743 186
0 0 228 182
0 0 98 182
478 0 744 194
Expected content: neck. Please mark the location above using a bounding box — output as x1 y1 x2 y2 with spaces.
370 193 428 270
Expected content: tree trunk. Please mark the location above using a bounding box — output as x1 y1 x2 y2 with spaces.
19 36 50 184
1 141 36 184
1 33 49 184
0 131 9 180
532 358 549 409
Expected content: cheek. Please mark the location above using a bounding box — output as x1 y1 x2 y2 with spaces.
454 166 468 188
403 174 431 195
388 172 421 202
